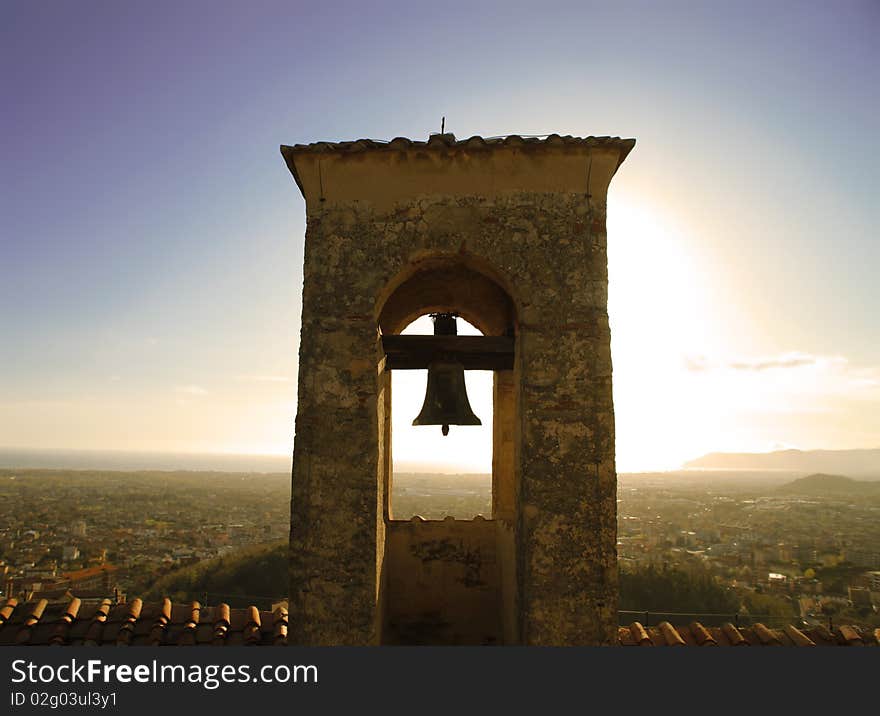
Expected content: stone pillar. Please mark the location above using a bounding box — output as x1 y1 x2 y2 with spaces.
288 224 387 645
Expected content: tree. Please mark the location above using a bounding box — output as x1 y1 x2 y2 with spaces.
619 564 739 614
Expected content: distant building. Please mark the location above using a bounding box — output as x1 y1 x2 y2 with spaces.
62 564 117 594
61 546 79 562
848 586 874 610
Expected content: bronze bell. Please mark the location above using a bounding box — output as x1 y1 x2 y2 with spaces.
412 313 482 436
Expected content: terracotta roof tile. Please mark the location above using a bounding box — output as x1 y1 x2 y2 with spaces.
0 598 19 623
49 597 82 646
0 595 873 647
273 606 288 646
690 621 716 646
15 599 48 645
752 623 782 646
213 603 231 645
178 601 200 646
720 622 747 646
83 599 113 646
658 621 686 647
629 622 652 646
783 624 816 647
837 625 863 646
806 624 837 646
243 606 261 645
116 598 142 646
149 598 172 646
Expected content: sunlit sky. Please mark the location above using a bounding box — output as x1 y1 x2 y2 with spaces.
2 1 878 472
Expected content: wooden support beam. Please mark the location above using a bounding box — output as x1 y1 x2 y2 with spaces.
382 335 514 371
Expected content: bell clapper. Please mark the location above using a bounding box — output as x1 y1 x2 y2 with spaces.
442 424 449 436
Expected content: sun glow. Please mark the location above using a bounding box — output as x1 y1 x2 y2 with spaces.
608 193 733 471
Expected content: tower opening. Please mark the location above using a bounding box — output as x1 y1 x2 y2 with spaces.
390 314 493 520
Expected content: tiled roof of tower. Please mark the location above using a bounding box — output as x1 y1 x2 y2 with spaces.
1 597 877 646
280 133 636 197
281 133 636 164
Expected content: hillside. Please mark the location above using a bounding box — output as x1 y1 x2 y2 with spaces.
143 541 287 608
683 448 880 477
777 473 880 496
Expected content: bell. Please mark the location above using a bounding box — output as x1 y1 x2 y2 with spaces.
412 359 482 436
412 313 482 436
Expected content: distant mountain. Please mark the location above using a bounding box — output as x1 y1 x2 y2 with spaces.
683 448 880 478
777 473 880 496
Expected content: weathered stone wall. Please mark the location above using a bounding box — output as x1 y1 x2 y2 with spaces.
383 517 501 645
284 137 632 645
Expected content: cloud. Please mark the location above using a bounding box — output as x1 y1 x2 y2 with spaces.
175 385 209 396
684 352 839 373
681 351 880 407
728 353 819 372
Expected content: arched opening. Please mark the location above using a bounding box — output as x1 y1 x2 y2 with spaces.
376 255 519 526
377 255 517 337
376 256 520 645
390 314 493 519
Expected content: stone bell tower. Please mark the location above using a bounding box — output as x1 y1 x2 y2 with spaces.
281 132 634 645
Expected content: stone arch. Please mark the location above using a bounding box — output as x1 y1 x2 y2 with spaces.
376 253 518 337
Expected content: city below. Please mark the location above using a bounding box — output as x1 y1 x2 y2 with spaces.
1 454 878 631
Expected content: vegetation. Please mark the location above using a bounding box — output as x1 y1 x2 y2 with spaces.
619 564 739 615
740 591 794 620
815 563 868 595
143 541 287 609
778 473 880 496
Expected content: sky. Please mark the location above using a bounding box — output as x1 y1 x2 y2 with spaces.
1 1 878 472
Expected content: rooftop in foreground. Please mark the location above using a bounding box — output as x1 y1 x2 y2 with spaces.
1 597 877 647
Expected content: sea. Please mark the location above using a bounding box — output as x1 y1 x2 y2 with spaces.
0 448 292 473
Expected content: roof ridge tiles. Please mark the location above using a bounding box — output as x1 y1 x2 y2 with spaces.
272 606 288 645
837 625 863 645
14 599 48 645
178 601 201 646
752 623 782 646
213 603 231 644
721 622 747 646
243 606 262 646
629 621 652 645
49 597 82 646
657 621 686 647
282 134 635 156
783 624 816 647
0 597 19 624
116 598 142 646
149 597 173 646
689 621 716 646
83 599 112 646
0 596 874 647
